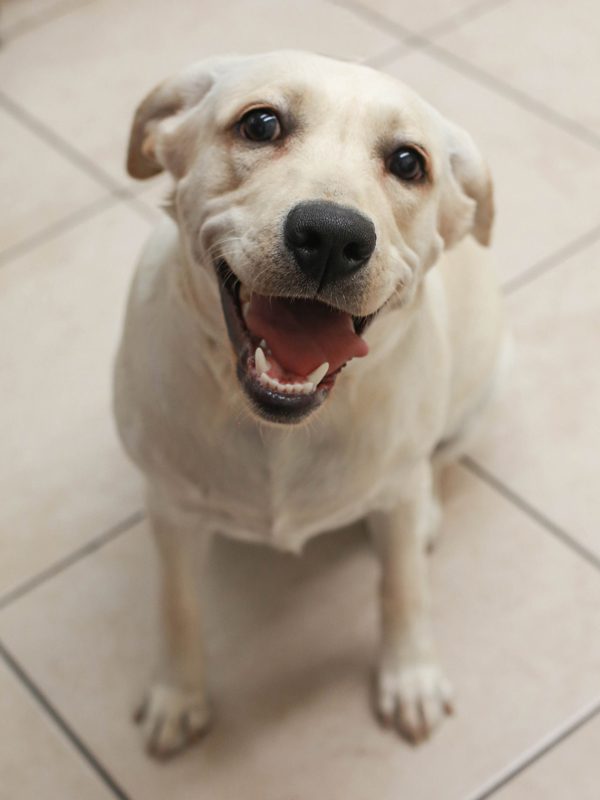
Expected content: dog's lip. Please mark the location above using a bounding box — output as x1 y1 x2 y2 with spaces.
214 260 377 423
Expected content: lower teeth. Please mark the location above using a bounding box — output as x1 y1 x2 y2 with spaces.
258 372 315 395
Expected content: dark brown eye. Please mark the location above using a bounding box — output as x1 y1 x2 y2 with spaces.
388 147 426 182
239 108 281 142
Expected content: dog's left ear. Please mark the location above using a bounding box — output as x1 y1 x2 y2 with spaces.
127 57 237 180
437 121 494 248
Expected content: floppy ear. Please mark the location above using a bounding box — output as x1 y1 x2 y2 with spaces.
437 121 494 248
126 58 234 180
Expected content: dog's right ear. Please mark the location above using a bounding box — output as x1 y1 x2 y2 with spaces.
126 58 235 180
437 120 494 249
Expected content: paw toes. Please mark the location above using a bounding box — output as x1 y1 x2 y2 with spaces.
376 664 454 744
420 693 443 734
148 714 186 759
183 705 212 740
439 675 456 713
395 695 425 744
376 674 398 726
134 684 211 759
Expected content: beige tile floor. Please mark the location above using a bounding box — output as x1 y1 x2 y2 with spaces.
1 0 599 798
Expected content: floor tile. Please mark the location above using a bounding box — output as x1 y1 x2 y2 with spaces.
0 0 397 187
2 466 600 799
0 0 80 39
436 0 600 138
384 50 600 282
0 657 113 800
470 238 600 559
0 105 108 258
492 714 600 800
0 202 149 598
353 0 504 33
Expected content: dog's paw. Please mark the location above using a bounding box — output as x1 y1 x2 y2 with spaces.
376 662 454 744
134 683 211 759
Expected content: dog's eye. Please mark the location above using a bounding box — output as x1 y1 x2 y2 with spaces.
239 108 282 143
388 147 426 182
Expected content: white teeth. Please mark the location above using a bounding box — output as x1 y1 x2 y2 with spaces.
258 373 315 396
253 344 322 396
255 346 270 374
259 373 275 389
307 362 329 386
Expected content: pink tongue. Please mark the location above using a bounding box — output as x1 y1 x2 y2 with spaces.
245 295 369 377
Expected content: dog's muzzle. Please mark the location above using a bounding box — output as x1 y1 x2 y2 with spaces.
214 203 380 425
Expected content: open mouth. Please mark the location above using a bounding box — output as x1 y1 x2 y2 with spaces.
215 262 375 423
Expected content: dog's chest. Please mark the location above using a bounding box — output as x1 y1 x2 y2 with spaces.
200 427 388 550
194 375 443 552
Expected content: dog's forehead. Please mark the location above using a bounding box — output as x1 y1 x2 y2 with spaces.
212 52 435 134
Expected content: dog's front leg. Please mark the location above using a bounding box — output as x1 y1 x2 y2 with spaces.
369 463 454 743
135 488 212 759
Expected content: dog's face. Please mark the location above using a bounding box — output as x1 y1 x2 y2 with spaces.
127 51 493 424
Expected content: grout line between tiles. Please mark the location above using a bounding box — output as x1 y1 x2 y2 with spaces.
333 0 600 152
0 510 144 612
465 694 600 800
502 222 600 294
422 40 600 153
338 0 508 68
0 638 132 800
418 0 513 41
0 90 122 193
0 0 95 42
345 0 512 71
0 91 156 224
0 193 118 268
328 0 511 49
462 457 600 573
363 42 408 69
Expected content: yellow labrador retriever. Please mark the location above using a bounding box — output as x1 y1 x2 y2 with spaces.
114 50 505 758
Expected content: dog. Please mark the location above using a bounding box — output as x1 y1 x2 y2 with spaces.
113 50 505 759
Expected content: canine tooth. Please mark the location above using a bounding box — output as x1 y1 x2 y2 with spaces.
307 362 329 386
259 339 267 349
242 301 250 319
302 382 315 394
255 346 270 374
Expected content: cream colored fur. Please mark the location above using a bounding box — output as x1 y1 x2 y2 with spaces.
114 51 505 758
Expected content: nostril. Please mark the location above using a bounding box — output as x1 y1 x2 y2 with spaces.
298 230 321 252
343 241 367 263
287 225 321 253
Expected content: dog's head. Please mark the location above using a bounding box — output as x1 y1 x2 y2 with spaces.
127 51 493 424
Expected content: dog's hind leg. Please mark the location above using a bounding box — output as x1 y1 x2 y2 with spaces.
135 484 213 759
425 333 513 552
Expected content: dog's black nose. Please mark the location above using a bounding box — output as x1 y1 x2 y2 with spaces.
284 201 376 286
